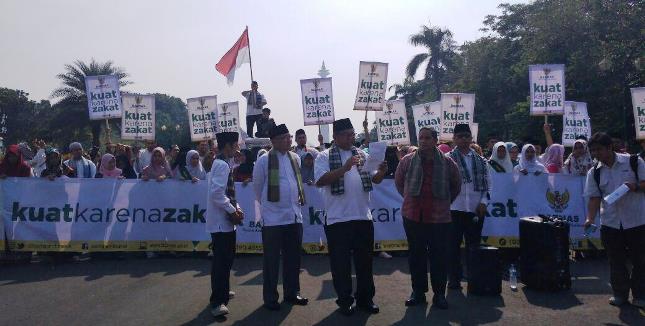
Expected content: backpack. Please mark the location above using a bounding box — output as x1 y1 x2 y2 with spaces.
593 154 640 196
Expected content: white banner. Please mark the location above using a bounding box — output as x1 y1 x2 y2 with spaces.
300 78 335 126
529 64 565 116
471 122 479 143
631 87 645 140
121 94 155 141
353 61 388 111
440 93 475 141
187 96 218 142
1 174 598 253
411 101 441 140
84 75 122 120
376 99 410 145
216 101 240 133
562 101 591 146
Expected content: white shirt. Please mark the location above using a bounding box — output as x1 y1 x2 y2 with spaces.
136 149 154 175
450 151 489 213
30 148 46 177
206 159 239 233
584 153 645 229
253 151 303 226
242 90 267 116
314 148 372 225
65 158 96 178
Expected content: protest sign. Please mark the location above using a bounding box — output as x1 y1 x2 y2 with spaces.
529 64 565 115
439 93 475 141
187 96 218 142
562 101 591 146
630 87 645 139
376 99 410 145
84 75 122 120
300 78 335 126
121 93 155 141
353 61 388 111
216 101 240 133
411 101 441 139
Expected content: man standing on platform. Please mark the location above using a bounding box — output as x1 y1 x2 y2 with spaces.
206 131 244 317
314 118 387 316
293 129 319 158
447 123 489 290
241 81 267 138
253 124 309 311
395 127 462 309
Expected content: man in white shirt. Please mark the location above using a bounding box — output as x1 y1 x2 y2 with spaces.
253 124 308 311
241 81 267 138
447 124 490 291
135 140 156 176
292 129 319 159
64 142 96 178
314 118 387 316
207 131 244 317
584 132 645 308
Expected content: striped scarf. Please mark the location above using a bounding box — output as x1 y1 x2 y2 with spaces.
329 145 372 195
267 150 305 205
449 148 488 192
216 155 236 206
406 147 449 199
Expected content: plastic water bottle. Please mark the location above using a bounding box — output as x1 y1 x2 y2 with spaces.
509 264 518 291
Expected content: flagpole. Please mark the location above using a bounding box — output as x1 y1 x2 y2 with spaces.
246 26 254 82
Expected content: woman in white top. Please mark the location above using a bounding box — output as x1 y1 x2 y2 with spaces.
514 144 546 175
487 141 513 173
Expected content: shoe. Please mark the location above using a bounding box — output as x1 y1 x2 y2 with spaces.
432 296 449 309
263 301 281 311
357 301 380 314
379 251 393 259
448 281 462 290
405 293 427 306
285 295 309 305
609 296 628 306
338 305 355 316
228 291 235 299
630 298 645 308
210 304 229 317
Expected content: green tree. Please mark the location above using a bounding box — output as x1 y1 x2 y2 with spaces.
51 59 131 146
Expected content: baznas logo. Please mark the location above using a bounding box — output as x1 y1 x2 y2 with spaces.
199 97 205 107
221 103 228 113
546 189 570 212
424 105 432 115
98 76 105 86
543 68 551 76
313 79 319 89
371 64 376 73
454 95 461 105
385 102 394 114
135 96 142 105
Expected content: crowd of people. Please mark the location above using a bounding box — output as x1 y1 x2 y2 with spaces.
1 81 644 318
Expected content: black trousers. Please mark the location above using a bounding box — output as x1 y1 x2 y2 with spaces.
246 114 262 138
262 223 303 304
324 220 375 308
601 224 645 299
210 231 236 306
448 210 485 283
403 218 451 297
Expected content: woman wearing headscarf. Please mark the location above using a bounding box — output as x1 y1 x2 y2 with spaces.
95 154 123 179
174 150 206 182
563 139 593 176
115 153 138 179
299 152 316 185
505 142 520 167
233 149 254 183
0 144 33 178
488 141 513 173
513 144 546 176
141 147 173 181
542 144 565 173
40 148 74 180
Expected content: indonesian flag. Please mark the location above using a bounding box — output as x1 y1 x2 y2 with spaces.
216 28 250 85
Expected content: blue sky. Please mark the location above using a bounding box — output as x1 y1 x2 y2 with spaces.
0 0 526 139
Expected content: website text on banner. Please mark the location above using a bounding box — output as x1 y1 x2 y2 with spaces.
1 175 597 253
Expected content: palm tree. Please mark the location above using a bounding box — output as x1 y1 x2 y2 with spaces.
406 24 457 98
51 59 131 146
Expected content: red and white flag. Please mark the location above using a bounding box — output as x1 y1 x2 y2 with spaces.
215 28 250 85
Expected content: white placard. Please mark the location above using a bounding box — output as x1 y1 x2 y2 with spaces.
375 99 410 145
529 64 565 116
300 78 335 126
471 122 479 143
412 101 441 140
631 87 645 140
121 93 155 141
216 101 240 133
84 75 122 120
439 93 475 141
353 61 388 111
562 101 592 146
187 96 218 142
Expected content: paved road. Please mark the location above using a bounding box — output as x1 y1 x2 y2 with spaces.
1 254 643 325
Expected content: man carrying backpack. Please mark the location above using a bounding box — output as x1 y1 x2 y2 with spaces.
584 132 645 308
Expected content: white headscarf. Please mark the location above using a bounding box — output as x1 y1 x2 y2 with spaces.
564 139 593 175
489 141 514 173
517 144 546 173
185 150 206 180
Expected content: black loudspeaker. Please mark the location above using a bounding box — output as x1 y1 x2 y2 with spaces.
519 216 571 291
467 245 502 295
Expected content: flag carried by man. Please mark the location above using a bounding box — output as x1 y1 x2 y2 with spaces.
216 27 253 85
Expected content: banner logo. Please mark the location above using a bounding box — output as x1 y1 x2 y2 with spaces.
199 97 205 107
546 189 570 212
